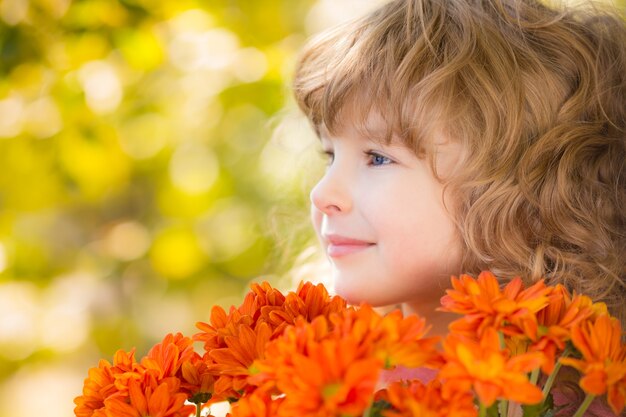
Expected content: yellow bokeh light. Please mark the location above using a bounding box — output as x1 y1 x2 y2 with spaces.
196 198 257 262
169 142 220 195
260 111 318 191
232 47 268 83
0 282 39 361
58 129 131 201
78 60 124 114
117 112 170 159
132 292 195 339
23 97 63 139
64 33 111 67
33 0 71 18
167 9 215 33
103 221 152 261
0 95 24 138
168 28 239 72
150 226 207 279
156 180 227 218
0 0 27 25
0 365 85 417
118 26 165 71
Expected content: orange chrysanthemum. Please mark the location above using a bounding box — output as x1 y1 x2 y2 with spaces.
440 328 544 406
103 376 195 417
439 272 551 340
74 349 141 417
76 279 626 417
179 354 215 403
276 339 380 416
330 305 440 369
141 333 196 380
209 322 272 399
249 315 330 393
249 304 440 417
254 316 381 417
75 336 217 417
195 282 345 351
381 379 477 417
227 390 283 417
560 314 626 415
193 281 348 400
261 281 347 338
139 333 216 402
528 285 599 373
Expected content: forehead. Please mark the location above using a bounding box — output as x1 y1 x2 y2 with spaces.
318 105 400 146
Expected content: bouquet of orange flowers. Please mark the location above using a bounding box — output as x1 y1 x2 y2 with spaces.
74 272 626 417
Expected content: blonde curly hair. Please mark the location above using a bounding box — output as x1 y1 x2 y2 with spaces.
293 0 626 322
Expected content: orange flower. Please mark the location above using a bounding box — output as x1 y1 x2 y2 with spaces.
103 376 195 417
194 281 349 400
195 282 347 349
255 316 381 417
381 380 477 417
250 303 440 415
440 328 543 406
195 305 255 351
527 285 597 373
179 355 215 402
277 339 380 417
195 282 338 348
141 333 196 380
439 272 550 340
208 322 272 399
228 390 283 417
74 349 141 417
250 315 331 393
262 281 347 338
331 305 440 369
560 314 626 415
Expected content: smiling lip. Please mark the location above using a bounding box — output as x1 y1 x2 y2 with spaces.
324 234 375 258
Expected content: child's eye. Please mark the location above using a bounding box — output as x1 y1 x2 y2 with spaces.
318 149 334 165
366 151 393 166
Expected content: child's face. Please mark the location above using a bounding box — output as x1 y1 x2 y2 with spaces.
310 113 463 309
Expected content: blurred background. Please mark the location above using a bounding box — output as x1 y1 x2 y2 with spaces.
1 0 622 415
0 0 388 415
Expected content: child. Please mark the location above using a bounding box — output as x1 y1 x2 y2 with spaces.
293 0 626 334
293 0 625 414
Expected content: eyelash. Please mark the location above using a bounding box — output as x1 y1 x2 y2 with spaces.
319 149 393 166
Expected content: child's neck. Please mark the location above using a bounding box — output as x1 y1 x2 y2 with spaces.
401 300 453 338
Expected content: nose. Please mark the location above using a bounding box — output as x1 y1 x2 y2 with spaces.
309 168 352 215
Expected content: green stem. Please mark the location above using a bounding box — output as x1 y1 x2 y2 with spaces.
195 402 202 417
542 345 572 398
529 367 540 385
499 399 509 417
479 403 487 417
542 361 562 398
572 394 595 417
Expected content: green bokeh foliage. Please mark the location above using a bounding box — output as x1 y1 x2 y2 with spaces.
0 0 322 404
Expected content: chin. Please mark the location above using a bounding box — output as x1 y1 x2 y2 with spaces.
333 280 395 307
333 280 363 305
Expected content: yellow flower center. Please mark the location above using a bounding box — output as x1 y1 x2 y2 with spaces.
322 382 342 399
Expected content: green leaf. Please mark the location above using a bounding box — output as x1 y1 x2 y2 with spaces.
485 402 500 417
522 392 554 417
367 399 393 417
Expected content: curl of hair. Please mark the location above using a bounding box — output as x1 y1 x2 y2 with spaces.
293 0 626 322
